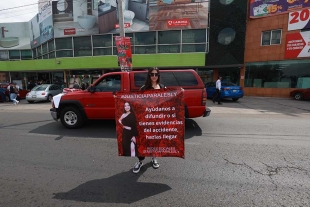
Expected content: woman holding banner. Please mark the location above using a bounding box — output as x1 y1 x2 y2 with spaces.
133 67 166 174
119 102 138 157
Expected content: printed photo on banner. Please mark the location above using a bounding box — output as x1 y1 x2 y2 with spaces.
115 88 185 158
250 0 310 18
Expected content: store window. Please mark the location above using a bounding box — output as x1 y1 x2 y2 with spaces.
93 34 112 47
55 37 73 50
32 48 37 58
48 40 55 52
0 51 9 61
74 36 92 57
245 60 310 88
158 45 180 53
49 51 55 58
158 30 181 44
135 46 156 54
93 48 112 56
135 31 156 45
182 29 206 43
37 46 42 56
261 29 281 46
56 50 73 58
182 44 206 52
219 0 234 5
42 43 48 54
9 50 20 60
21 50 32 60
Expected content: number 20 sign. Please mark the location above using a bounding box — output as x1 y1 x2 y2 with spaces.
288 9 310 31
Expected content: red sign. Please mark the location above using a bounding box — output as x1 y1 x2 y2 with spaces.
167 19 189 27
64 28 76 35
115 23 131 29
115 36 132 71
285 32 308 59
115 89 185 158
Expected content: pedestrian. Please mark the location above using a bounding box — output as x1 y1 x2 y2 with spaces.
73 81 80 89
7 82 19 105
213 76 222 105
133 67 166 174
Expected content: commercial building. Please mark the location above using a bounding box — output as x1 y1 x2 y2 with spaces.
244 1 310 97
0 0 248 93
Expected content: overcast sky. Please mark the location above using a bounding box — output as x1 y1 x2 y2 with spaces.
0 0 40 23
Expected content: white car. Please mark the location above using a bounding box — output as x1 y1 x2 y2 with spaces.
26 84 62 103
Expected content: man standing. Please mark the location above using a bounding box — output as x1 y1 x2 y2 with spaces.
212 76 222 105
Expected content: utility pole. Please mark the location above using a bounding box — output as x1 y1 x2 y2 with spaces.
117 0 125 37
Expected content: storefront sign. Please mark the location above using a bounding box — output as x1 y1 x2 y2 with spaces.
115 88 185 158
167 19 189 27
250 0 310 18
288 8 310 31
115 36 133 71
64 28 76 35
285 32 310 59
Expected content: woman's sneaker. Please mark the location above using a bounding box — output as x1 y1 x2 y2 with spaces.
151 158 160 169
133 161 143 174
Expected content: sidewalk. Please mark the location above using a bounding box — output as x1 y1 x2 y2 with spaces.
207 96 310 116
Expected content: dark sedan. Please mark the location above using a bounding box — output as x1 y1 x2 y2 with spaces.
205 81 244 101
290 88 310 100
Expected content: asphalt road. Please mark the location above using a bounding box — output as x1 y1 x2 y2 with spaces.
0 97 310 207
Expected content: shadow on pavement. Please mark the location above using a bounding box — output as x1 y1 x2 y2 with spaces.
52 162 171 204
30 119 202 140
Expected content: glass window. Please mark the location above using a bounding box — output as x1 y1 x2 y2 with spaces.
134 46 156 54
174 71 198 86
52 72 64 87
217 28 236 45
261 30 281 46
134 32 156 45
37 46 42 56
134 73 148 87
32 48 37 58
182 29 206 43
0 51 9 60
9 50 20 60
74 50 92 57
49 51 55 58
55 37 73 50
21 50 32 60
245 60 310 88
93 48 112 56
158 45 180 53
95 74 121 92
48 40 54 52
74 36 91 50
219 0 234 5
93 34 112 47
158 30 181 44
160 72 179 86
42 43 48 54
56 50 73 58
43 54 49 59
182 44 205 52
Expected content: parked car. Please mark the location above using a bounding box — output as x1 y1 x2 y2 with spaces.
26 84 62 103
205 81 244 101
290 88 310 100
0 82 29 101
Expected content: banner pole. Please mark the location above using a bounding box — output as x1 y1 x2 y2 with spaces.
117 0 125 37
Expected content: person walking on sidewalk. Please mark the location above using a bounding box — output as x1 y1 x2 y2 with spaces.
133 67 166 174
213 76 222 105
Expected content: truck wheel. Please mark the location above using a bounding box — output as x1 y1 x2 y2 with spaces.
294 93 303 100
60 107 84 129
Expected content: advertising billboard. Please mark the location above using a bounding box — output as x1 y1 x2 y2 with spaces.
285 31 310 59
52 0 99 38
0 22 31 50
149 0 209 31
288 8 310 31
250 0 310 18
29 0 54 48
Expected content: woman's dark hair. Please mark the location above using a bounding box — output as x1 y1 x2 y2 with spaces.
144 67 160 89
123 102 134 113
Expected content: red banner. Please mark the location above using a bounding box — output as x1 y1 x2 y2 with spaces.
114 36 132 71
115 88 185 158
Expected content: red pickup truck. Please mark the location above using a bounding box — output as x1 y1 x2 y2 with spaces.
50 70 211 128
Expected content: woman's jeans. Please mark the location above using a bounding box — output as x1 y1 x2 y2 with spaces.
10 93 18 104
